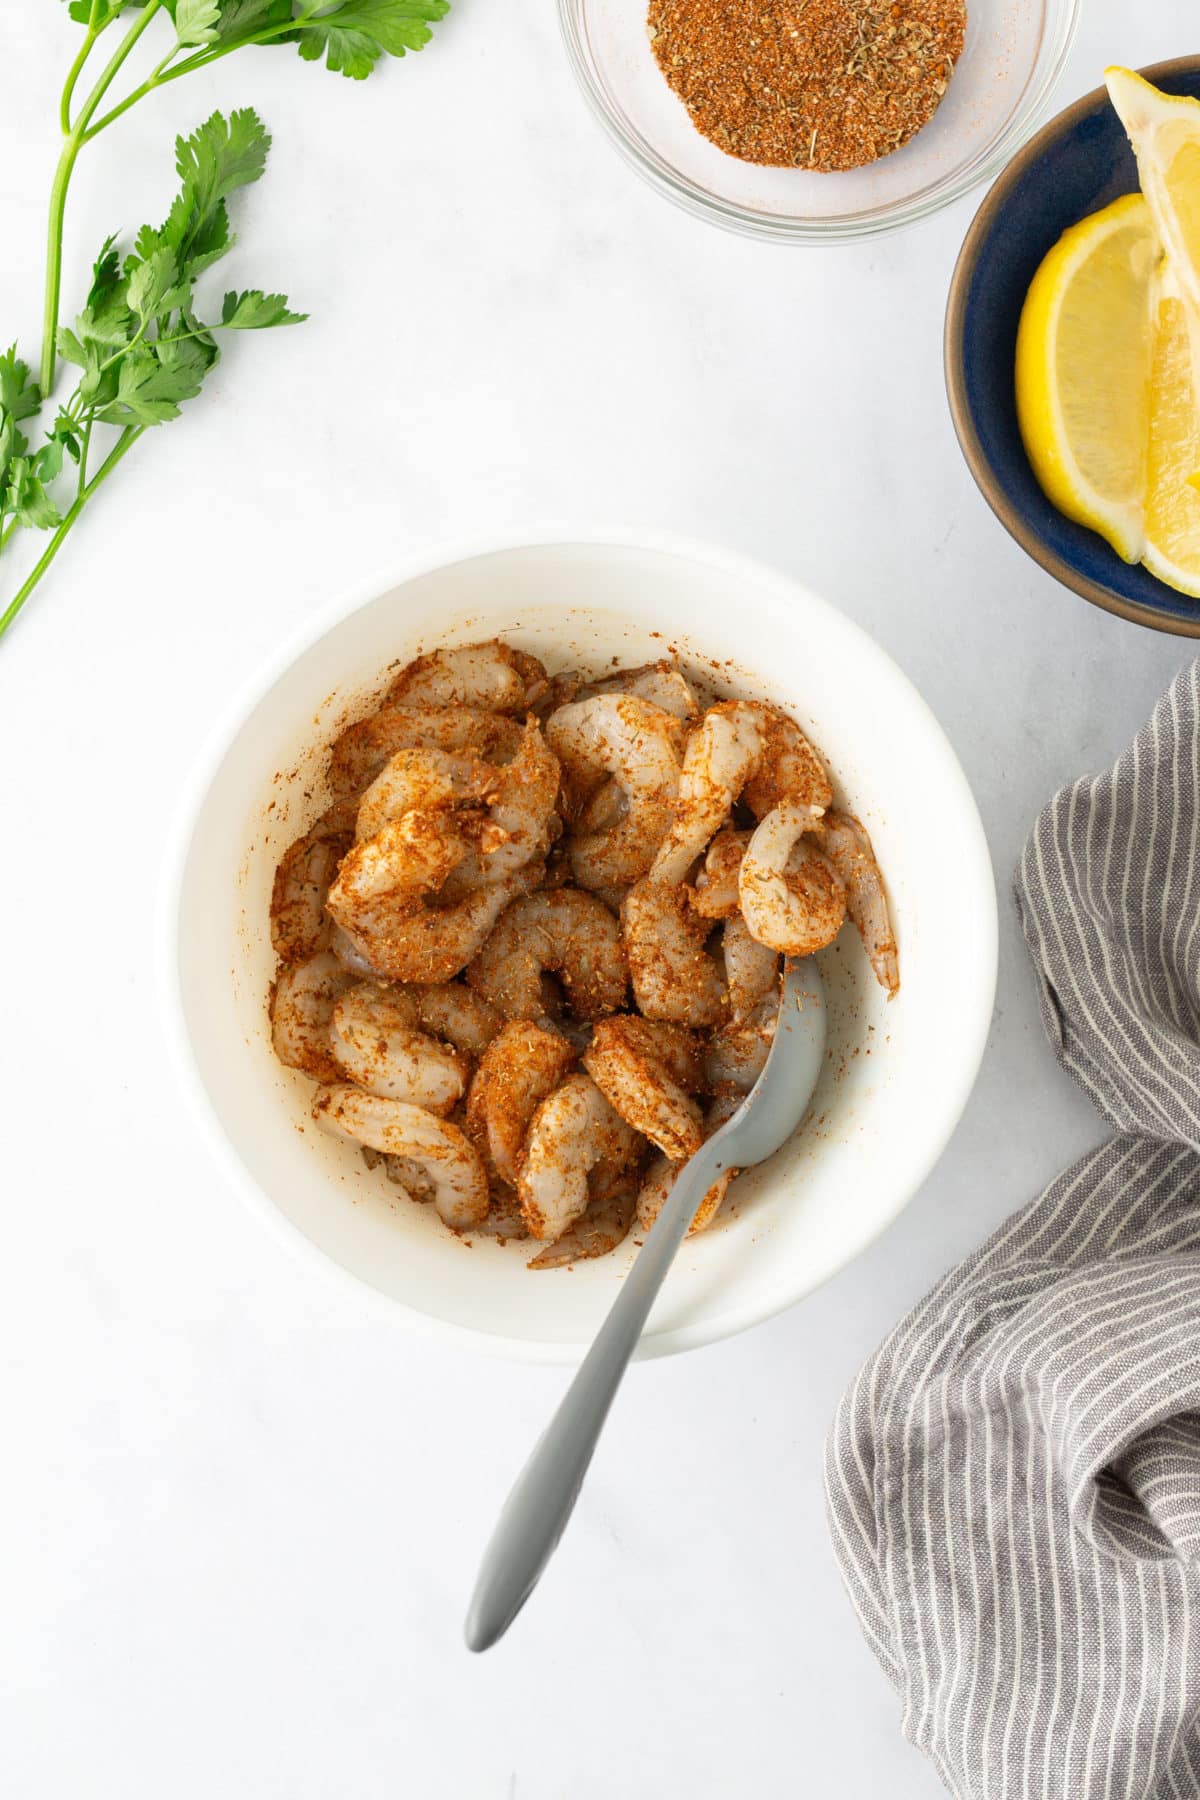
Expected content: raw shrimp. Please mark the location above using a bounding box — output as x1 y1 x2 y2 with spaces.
467 888 627 1020
583 1017 704 1161
545 694 682 889
472 1186 531 1242
329 983 470 1114
333 865 539 987
355 724 560 898
386 640 547 714
705 994 778 1092
813 811 899 996
690 827 751 920
585 661 700 722
313 1084 489 1230
329 924 379 978
518 1073 643 1241
327 705 522 800
438 720 561 897
270 950 355 1082
328 809 473 935
355 747 490 843
636 1094 742 1235
622 878 727 1028
466 1021 577 1186
651 701 832 884
328 768 543 982
723 912 780 1022
409 982 504 1056
527 1169 638 1269
539 661 699 728
269 801 356 963
741 708 832 819
739 800 846 955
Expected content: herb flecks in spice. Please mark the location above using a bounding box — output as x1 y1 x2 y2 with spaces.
646 0 967 173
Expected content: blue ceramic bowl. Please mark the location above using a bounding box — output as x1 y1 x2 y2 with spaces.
945 57 1200 638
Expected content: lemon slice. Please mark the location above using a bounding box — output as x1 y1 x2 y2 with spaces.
1143 287 1200 596
1015 193 1160 563
1106 67 1200 316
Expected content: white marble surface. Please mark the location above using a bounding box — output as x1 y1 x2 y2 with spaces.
3 4 1197 1795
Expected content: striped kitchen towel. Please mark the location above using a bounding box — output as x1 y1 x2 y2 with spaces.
826 660 1200 1798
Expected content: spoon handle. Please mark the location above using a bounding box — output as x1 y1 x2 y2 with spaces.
464 1135 728 1653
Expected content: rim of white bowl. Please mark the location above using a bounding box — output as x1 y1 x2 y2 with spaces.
158 528 999 1363
558 0 1081 243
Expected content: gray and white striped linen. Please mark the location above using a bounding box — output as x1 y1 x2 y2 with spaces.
826 661 1200 1798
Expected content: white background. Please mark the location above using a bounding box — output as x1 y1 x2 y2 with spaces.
3 4 1196 1795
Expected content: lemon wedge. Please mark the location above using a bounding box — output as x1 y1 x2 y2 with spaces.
1015 193 1160 563
1143 288 1200 596
1106 67 1200 316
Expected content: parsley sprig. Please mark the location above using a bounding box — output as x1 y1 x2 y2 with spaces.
0 108 304 637
45 0 447 396
0 0 446 639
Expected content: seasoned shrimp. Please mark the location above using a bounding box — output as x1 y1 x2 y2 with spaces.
270 950 355 1082
409 982 504 1056
622 878 727 1028
705 993 778 1092
472 1186 531 1241
355 724 559 899
268 633 895 1270
355 747 490 843
329 983 470 1114
467 888 627 1020
313 1084 489 1230
813 811 899 996
466 1021 577 1186
723 913 780 1022
329 808 472 932
327 705 522 801
329 923 380 978
636 1094 742 1235
338 975 500 1049
651 701 832 884
269 801 356 963
386 640 547 714
586 661 700 721
332 864 539 987
583 1017 704 1161
538 662 699 728
739 800 845 955
439 720 561 897
328 768 543 982
545 694 682 889
741 708 832 819
690 827 751 921
527 1169 637 1269
518 1073 643 1241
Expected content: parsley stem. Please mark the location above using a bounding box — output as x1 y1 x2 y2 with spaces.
77 414 96 491
40 0 164 397
61 24 103 136
79 17 318 144
0 425 142 640
82 43 183 144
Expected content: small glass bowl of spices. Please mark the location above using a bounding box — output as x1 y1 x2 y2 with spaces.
559 0 1080 240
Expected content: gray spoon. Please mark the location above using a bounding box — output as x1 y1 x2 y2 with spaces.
464 955 828 1653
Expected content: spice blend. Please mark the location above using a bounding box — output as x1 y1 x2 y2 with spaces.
646 0 967 173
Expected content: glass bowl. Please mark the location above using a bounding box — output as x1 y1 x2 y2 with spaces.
558 0 1081 242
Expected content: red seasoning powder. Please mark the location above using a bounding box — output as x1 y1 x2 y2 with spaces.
646 0 967 172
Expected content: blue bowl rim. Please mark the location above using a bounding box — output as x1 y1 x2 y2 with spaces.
944 54 1200 640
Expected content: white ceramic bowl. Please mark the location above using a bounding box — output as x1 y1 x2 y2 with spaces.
162 532 997 1363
